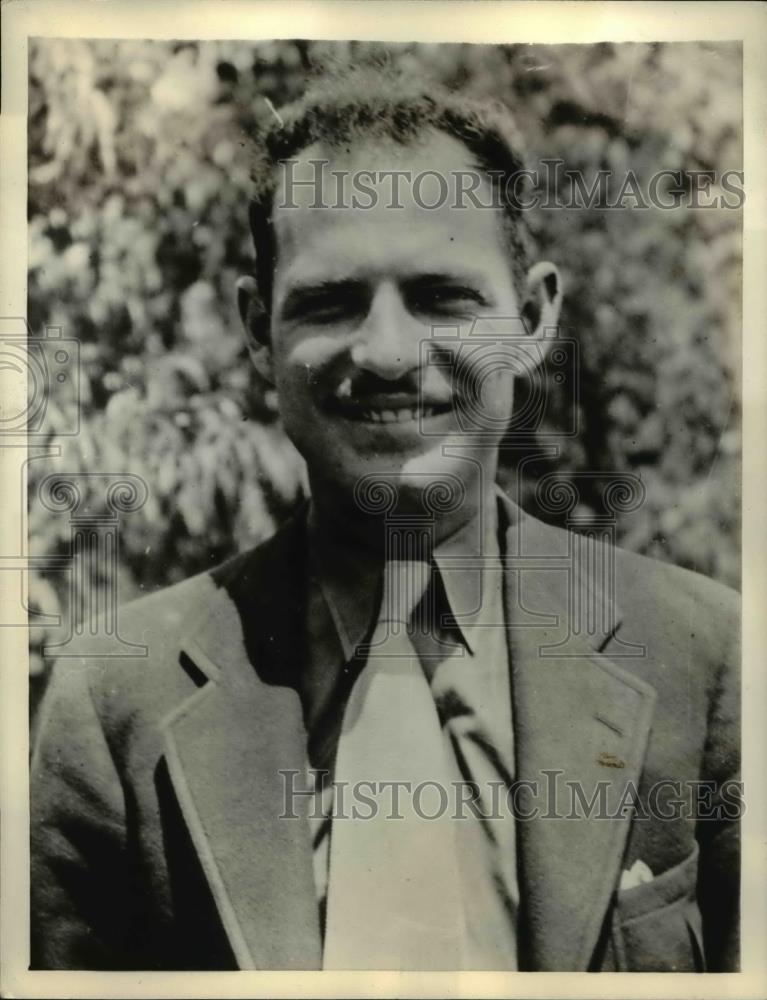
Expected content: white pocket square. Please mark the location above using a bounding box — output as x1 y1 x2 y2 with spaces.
619 859 654 891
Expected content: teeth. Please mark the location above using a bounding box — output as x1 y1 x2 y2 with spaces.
351 405 446 423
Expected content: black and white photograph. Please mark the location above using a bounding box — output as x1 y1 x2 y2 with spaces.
1 1 765 995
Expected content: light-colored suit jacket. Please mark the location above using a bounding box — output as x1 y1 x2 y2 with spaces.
31 494 740 971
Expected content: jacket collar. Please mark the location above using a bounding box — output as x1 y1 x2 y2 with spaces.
162 495 656 971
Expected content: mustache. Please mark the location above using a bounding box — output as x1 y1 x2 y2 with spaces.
327 370 459 407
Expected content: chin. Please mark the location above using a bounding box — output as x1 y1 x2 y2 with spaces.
304 436 488 519
351 447 478 518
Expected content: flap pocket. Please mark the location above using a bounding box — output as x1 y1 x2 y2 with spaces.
616 843 699 921
613 846 704 972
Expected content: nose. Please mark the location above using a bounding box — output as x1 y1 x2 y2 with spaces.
350 282 422 380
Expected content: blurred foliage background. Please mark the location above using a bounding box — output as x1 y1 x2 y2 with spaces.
27 39 741 695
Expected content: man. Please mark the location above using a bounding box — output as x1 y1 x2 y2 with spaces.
31 68 740 972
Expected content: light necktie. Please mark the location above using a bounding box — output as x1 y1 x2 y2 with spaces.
323 559 467 970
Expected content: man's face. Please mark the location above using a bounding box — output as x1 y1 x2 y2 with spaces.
266 132 531 514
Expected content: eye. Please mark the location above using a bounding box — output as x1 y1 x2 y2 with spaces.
292 294 357 325
281 285 368 326
302 301 351 325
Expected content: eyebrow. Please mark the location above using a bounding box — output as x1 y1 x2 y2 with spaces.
404 271 489 286
401 271 492 293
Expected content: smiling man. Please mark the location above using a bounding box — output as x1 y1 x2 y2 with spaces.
31 69 740 973
241 126 552 539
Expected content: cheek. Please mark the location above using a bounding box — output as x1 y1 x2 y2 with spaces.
270 328 346 399
270 361 314 436
472 364 515 419
271 335 314 396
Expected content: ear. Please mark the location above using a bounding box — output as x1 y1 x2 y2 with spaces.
236 275 274 384
519 261 563 364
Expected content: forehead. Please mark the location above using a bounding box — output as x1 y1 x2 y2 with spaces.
270 131 511 288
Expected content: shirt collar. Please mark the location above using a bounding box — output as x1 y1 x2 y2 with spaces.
308 494 501 661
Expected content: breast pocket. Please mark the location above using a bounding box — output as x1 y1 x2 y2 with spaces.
612 844 705 972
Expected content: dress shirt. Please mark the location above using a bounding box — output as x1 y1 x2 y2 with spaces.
299 494 519 969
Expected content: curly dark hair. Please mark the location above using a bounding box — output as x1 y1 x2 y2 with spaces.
248 64 533 317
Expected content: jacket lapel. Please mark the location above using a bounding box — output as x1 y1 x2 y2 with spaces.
501 499 657 970
160 513 322 970
156 492 657 972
